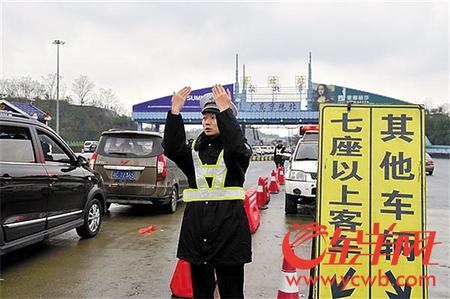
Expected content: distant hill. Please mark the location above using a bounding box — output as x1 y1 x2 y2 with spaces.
7 98 136 142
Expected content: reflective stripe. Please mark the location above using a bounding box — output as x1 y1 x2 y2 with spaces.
192 146 226 189
186 140 244 202
279 272 299 293
183 187 245 202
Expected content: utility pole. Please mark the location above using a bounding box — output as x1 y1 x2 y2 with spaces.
53 39 65 134
234 53 239 99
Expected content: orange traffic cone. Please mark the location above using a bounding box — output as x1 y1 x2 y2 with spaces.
170 259 193 298
257 176 269 209
278 166 286 185
277 255 299 299
269 170 280 193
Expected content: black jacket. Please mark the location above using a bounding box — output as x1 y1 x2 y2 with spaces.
274 144 285 162
162 108 252 265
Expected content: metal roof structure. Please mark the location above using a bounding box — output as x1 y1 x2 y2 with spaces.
0 100 51 124
132 53 408 129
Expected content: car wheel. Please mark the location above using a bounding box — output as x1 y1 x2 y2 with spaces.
285 194 298 214
164 186 178 214
76 198 102 239
428 170 433 175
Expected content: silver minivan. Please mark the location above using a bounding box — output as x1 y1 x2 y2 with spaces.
91 130 188 213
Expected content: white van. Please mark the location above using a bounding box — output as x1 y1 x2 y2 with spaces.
284 139 318 214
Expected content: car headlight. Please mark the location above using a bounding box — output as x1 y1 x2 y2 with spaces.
288 170 307 181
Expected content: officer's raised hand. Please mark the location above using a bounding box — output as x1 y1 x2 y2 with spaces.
212 84 232 112
171 86 191 115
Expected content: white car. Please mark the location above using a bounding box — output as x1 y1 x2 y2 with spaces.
252 145 264 155
301 130 319 141
284 139 318 214
82 140 98 153
262 145 273 154
252 145 273 155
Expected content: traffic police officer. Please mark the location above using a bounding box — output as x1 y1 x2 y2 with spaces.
162 85 252 299
273 140 285 168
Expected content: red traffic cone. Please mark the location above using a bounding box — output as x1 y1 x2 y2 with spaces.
269 170 280 193
257 176 268 209
170 259 193 298
278 166 286 185
277 255 299 299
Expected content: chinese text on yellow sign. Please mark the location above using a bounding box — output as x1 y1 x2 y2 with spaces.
316 104 427 299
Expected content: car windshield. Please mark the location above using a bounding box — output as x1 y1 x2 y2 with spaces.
302 132 319 141
98 134 163 158
294 142 318 161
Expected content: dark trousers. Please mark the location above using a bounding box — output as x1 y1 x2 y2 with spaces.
190 263 244 299
274 159 284 169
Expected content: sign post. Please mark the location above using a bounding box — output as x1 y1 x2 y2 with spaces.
316 104 427 299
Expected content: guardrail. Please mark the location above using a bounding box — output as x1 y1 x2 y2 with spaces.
67 141 84 147
427 145 450 158
251 155 274 161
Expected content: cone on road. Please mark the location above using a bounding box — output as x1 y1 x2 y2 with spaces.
277 254 299 299
170 259 193 298
278 166 286 185
257 176 269 209
269 170 280 193
244 188 261 233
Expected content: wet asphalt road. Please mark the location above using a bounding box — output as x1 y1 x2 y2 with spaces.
0 159 449 298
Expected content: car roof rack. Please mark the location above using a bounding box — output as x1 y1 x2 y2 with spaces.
0 109 32 120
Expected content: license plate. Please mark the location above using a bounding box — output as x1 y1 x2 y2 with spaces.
112 170 136 181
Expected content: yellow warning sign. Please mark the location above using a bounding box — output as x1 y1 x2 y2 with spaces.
316 104 427 299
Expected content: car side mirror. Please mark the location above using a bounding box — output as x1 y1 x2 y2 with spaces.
77 155 89 167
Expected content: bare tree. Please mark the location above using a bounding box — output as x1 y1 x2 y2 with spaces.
17 76 34 99
32 81 47 99
97 88 117 110
115 104 130 116
89 92 100 107
0 78 20 97
92 88 127 115
64 95 75 104
41 74 57 100
16 76 46 100
72 75 95 106
41 73 66 100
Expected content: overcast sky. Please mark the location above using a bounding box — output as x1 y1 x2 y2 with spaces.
2 1 449 113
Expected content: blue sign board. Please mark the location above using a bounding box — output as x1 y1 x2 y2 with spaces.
132 84 234 113
239 101 300 112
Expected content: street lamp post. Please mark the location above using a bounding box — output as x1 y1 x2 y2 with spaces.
53 39 65 134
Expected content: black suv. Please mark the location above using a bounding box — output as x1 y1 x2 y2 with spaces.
0 112 106 255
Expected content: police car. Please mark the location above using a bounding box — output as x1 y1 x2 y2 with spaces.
284 126 319 214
